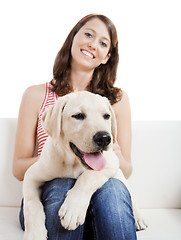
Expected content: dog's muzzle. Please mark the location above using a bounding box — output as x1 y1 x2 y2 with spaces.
69 131 111 171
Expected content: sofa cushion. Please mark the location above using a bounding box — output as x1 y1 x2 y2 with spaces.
0 207 23 240
129 121 181 209
0 207 181 240
137 209 181 240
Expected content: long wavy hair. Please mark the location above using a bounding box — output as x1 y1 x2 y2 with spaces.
51 14 122 104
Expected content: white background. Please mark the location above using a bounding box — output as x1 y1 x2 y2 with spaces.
0 0 180 120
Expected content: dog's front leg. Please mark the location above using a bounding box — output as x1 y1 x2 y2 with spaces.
23 167 48 240
58 170 114 230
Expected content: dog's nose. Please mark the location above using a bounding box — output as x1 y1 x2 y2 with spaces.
93 131 111 149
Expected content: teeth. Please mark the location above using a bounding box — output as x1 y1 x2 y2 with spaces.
82 50 94 59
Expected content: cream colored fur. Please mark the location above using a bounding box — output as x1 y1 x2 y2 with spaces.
23 91 147 240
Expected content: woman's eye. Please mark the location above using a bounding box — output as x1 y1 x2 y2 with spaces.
103 114 110 120
85 32 92 38
72 113 86 120
100 41 108 48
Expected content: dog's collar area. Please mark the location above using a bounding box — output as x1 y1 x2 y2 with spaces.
69 142 93 170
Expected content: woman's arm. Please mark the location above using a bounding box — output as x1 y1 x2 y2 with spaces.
112 90 132 179
13 84 45 181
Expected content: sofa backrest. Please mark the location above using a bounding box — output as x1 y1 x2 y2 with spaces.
129 121 181 209
0 118 181 208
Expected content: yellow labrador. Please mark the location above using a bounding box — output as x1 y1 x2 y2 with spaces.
23 91 147 240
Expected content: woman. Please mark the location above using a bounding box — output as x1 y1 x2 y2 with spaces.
13 14 136 240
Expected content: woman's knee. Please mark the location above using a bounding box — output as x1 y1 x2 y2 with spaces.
41 178 76 207
41 178 85 239
89 178 134 222
92 178 132 207
89 178 136 239
97 178 134 223
19 178 76 231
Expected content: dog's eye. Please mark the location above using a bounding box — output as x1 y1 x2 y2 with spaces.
72 113 86 120
103 114 110 120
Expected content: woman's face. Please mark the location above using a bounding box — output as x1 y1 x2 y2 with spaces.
71 18 111 71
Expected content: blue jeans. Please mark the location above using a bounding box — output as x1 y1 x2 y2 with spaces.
20 178 137 240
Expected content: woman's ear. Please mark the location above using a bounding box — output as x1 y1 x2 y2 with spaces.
101 53 111 65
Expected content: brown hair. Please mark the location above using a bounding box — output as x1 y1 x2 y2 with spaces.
51 14 122 104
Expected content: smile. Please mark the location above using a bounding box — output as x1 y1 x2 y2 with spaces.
81 49 95 59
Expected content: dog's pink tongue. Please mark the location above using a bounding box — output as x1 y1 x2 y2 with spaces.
84 152 106 171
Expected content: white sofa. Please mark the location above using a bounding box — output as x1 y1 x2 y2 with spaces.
0 118 181 240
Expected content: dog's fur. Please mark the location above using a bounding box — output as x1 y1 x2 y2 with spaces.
23 91 147 240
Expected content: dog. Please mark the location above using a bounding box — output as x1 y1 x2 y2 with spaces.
23 91 147 240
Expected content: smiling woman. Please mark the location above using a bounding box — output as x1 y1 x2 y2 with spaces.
52 14 121 104
71 19 111 71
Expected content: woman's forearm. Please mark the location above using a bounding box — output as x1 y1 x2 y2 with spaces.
112 143 132 179
118 154 133 179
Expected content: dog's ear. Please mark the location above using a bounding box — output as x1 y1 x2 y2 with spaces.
109 104 117 143
41 97 68 140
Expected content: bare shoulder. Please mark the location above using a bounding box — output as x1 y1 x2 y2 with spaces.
112 90 131 118
20 83 46 118
23 83 45 102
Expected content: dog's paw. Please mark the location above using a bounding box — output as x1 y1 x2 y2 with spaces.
134 209 148 231
58 190 89 230
135 216 148 231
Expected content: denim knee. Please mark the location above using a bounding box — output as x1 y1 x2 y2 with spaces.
88 178 137 240
41 178 76 207
42 178 84 240
19 178 76 232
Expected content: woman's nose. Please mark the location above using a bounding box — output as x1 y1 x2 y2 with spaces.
88 39 97 51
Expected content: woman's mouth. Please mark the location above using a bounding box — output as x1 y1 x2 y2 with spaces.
81 49 95 59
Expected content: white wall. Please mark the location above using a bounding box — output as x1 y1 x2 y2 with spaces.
0 0 180 120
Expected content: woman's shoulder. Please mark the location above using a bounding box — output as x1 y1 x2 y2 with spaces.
22 83 45 103
23 83 45 98
112 90 131 117
20 83 46 116
113 90 130 107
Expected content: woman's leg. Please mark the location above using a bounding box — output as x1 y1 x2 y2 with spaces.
83 178 137 240
20 177 137 240
19 178 84 240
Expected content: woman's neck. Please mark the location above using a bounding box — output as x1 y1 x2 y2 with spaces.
70 69 93 92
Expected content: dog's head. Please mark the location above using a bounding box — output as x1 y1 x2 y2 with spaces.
42 91 117 171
